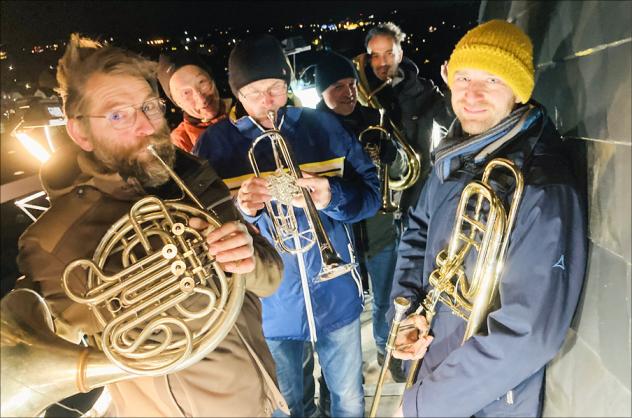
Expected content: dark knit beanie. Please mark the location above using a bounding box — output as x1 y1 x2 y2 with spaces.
157 51 213 102
228 34 292 96
314 51 358 95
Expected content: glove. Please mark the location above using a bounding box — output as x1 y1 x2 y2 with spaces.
379 138 398 165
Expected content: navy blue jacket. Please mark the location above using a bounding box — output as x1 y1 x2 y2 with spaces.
194 106 380 340
389 111 587 417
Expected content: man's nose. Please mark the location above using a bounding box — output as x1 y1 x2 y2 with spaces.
465 81 485 99
262 91 275 105
134 110 157 136
193 89 207 105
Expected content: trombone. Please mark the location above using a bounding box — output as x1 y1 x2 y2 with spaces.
247 110 356 282
369 158 524 415
369 297 410 418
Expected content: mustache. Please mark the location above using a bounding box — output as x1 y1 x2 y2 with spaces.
457 100 491 109
92 123 176 188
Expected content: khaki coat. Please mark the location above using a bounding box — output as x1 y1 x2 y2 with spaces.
18 145 288 417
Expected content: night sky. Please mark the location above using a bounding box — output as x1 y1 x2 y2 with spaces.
2 1 480 50
0 0 481 295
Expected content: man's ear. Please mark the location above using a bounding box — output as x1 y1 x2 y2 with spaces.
66 118 94 151
395 45 404 65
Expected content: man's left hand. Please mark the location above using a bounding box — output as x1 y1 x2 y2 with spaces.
392 314 433 361
189 218 255 274
294 171 332 210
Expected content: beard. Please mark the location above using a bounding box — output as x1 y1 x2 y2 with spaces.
91 122 176 188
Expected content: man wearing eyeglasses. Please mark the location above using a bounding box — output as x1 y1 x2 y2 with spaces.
17 34 289 417
157 51 233 153
194 34 380 417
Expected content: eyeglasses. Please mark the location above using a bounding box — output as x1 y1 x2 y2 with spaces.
239 82 287 102
76 97 166 130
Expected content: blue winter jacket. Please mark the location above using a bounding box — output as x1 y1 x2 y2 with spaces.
389 108 587 417
194 106 380 340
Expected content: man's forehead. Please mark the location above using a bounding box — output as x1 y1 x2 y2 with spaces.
241 78 284 91
173 65 212 82
454 68 502 79
84 72 154 112
367 34 398 52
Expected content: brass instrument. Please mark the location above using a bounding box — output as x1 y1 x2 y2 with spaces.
248 111 356 282
358 109 398 214
353 54 421 194
368 296 410 418
1 288 130 417
1 145 245 416
405 158 524 389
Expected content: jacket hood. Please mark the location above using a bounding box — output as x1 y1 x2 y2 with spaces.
40 144 143 203
398 56 420 80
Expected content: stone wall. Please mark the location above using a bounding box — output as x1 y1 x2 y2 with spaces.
478 1 631 416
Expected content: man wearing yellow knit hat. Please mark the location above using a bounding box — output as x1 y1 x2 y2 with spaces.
387 20 587 417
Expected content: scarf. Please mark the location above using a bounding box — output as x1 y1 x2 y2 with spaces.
433 104 542 181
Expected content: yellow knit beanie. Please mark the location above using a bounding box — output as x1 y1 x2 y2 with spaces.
447 19 534 103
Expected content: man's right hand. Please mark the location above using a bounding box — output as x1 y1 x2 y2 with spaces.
392 314 433 361
237 177 272 216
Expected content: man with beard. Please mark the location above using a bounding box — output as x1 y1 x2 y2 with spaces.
356 22 453 228
194 34 380 417
17 34 288 417
157 51 232 153
388 20 587 417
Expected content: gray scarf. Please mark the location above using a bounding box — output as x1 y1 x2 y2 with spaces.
434 104 542 181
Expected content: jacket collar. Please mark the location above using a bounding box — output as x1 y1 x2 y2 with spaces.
40 144 145 203
433 102 551 181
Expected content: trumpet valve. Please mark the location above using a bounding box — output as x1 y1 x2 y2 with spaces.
267 169 301 205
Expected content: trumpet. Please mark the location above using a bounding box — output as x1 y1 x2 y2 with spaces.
353 54 421 196
1 145 245 416
358 109 398 214
404 158 524 388
248 110 356 282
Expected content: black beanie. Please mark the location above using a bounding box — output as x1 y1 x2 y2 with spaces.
314 51 358 95
157 51 213 102
228 34 292 96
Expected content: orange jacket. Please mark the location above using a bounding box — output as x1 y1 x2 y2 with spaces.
171 98 232 152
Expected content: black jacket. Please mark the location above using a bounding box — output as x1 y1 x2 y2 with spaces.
389 110 587 417
364 57 454 221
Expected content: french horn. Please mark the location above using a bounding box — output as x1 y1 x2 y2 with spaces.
1 145 245 416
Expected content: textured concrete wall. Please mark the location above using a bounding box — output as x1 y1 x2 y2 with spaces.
479 1 631 416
